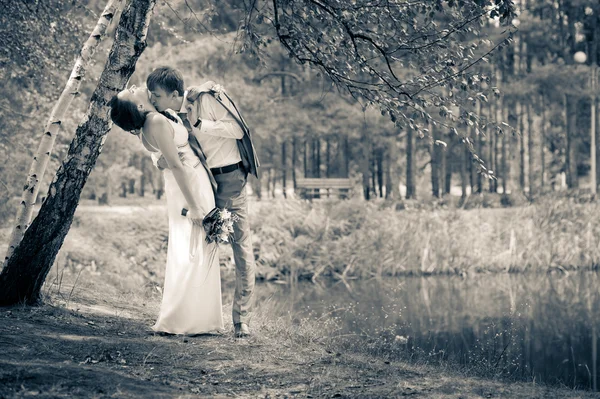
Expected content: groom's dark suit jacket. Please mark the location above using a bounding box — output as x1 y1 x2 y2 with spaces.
184 85 260 183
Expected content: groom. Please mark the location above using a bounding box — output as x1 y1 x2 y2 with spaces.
146 66 259 338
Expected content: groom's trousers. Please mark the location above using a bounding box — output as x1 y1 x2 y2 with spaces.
213 167 255 326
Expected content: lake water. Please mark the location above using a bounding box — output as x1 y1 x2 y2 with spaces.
253 272 600 390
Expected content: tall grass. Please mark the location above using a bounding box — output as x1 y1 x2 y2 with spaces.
251 197 600 280
4 197 598 292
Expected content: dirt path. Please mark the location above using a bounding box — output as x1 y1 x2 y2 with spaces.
1 290 597 399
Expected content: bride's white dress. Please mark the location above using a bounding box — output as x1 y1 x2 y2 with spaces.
145 114 223 335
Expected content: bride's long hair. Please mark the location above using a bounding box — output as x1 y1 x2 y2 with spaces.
109 95 180 135
109 95 147 134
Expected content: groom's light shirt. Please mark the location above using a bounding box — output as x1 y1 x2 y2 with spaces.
179 90 243 169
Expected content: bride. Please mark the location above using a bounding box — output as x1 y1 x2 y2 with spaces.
109 85 223 335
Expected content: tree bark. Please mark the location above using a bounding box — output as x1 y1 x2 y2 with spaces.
155 171 164 200
459 138 469 200
303 138 308 178
519 101 525 191
0 0 156 305
4 0 121 263
461 128 469 199
406 128 416 199
361 128 371 200
443 133 452 195
371 147 377 196
281 140 287 199
527 101 535 196
488 101 495 193
376 148 384 198
500 104 507 194
566 94 579 188
343 135 350 178
292 137 297 189
325 138 331 178
315 138 321 178
476 100 483 193
431 123 441 198
140 156 150 196
541 95 546 190
385 148 392 199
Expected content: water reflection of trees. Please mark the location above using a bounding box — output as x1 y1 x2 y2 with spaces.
260 273 600 390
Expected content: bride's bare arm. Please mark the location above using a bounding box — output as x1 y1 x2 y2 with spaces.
145 114 204 225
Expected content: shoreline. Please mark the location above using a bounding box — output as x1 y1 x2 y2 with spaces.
1 288 598 399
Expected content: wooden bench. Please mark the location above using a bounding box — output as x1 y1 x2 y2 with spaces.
295 178 353 199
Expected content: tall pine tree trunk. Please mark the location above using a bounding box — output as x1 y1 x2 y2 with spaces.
385 148 392 199
444 134 452 195
541 95 547 190
519 101 526 191
591 93 600 193
303 138 308 177
0 0 156 305
527 102 535 196
140 156 149 196
343 135 350 178
155 172 164 200
488 102 496 193
281 140 287 199
292 137 297 189
4 0 121 263
431 123 441 198
371 148 377 196
566 95 579 188
500 103 507 194
315 138 321 178
376 148 384 198
476 100 483 193
325 138 331 178
361 133 371 200
406 128 416 199
460 132 468 199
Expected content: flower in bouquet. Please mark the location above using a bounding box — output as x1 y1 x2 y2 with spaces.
202 207 239 245
210 84 225 100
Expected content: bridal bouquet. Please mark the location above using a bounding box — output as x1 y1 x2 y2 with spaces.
202 207 239 244
183 207 238 261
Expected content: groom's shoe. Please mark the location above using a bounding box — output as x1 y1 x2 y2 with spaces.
234 323 251 338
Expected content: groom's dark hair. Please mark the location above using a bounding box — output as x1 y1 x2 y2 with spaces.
147 66 184 96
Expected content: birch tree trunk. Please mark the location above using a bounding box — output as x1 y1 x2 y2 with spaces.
0 0 156 306
4 0 121 264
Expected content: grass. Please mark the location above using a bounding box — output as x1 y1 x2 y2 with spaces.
251 197 600 281
3 195 599 285
1 197 600 397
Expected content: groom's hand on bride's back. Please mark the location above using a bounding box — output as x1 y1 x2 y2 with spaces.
156 155 169 170
186 81 217 103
